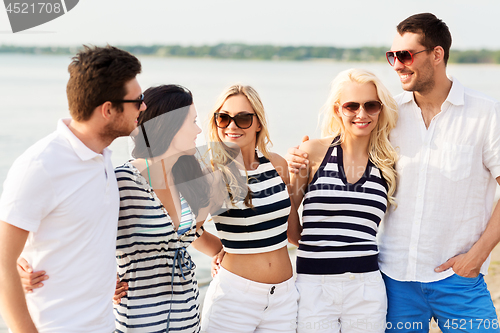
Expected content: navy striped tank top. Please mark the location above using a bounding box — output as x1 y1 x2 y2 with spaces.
212 151 291 254
296 143 388 275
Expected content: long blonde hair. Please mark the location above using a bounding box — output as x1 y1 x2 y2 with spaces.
207 84 272 207
321 69 398 207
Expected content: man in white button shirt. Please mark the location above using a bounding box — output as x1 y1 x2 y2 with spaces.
378 13 500 332
286 12 500 333
0 45 145 333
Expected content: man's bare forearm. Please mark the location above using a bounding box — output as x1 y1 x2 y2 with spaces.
0 221 38 333
469 190 500 265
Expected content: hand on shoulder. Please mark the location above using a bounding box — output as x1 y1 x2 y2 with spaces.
285 135 310 174
299 137 332 162
292 137 334 186
298 138 321 154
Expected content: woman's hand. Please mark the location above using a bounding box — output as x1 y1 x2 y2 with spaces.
211 249 225 277
113 276 128 305
17 257 49 294
285 135 310 173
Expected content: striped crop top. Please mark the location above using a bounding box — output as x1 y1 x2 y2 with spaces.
296 143 388 275
212 151 291 254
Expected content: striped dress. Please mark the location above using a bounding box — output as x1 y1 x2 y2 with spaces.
212 151 291 254
114 162 200 333
296 143 388 275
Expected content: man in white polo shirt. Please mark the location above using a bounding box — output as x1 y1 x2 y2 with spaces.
0 45 145 333
286 12 500 333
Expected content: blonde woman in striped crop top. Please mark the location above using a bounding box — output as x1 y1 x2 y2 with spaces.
200 85 301 333
289 69 399 333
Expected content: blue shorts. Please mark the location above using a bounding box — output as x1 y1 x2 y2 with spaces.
382 273 499 333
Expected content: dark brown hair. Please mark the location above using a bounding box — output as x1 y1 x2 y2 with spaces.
132 85 210 216
133 85 193 159
397 13 452 65
66 45 141 121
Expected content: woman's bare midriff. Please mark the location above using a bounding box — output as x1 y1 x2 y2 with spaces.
220 246 293 284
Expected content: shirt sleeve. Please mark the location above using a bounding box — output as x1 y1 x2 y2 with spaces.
0 154 57 232
483 101 500 179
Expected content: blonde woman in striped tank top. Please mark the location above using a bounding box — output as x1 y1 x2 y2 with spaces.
288 69 398 333
201 85 301 333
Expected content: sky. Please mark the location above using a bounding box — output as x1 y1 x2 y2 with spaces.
1 0 500 50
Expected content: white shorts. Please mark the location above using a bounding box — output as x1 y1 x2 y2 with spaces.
296 271 387 333
201 266 299 333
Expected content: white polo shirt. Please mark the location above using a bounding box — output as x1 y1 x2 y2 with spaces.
0 119 119 332
378 78 500 282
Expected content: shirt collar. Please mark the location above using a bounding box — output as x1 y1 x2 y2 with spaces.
400 90 414 105
57 118 110 161
399 76 465 107
444 77 465 106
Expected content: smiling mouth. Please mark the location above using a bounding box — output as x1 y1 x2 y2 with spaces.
226 133 242 138
352 122 371 128
399 72 413 82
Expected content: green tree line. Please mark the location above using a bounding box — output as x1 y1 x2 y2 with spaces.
1 43 499 64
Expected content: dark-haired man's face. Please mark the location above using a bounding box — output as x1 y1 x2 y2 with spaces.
390 32 435 95
104 78 146 139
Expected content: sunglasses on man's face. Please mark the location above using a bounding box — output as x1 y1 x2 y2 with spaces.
340 101 382 117
386 49 432 66
110 93 144 110
214 112 256 129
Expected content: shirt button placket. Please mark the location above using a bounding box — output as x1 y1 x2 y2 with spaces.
406 125 435 280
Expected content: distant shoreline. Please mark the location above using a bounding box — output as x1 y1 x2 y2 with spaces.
1 43 499 64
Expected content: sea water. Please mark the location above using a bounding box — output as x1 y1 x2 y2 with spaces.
1 54 499 331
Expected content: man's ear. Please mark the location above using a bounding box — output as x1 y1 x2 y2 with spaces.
433 46 445 65
98 101 113 120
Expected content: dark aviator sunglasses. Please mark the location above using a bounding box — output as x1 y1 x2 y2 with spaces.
340 101 382 117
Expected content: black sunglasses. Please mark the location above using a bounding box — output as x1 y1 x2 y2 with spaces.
386 49 432 66
340 101 382 117
110 93 144 110
214 112 256 129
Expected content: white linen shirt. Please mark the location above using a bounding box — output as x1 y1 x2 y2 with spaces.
0 119 119 333
378 78 500 282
